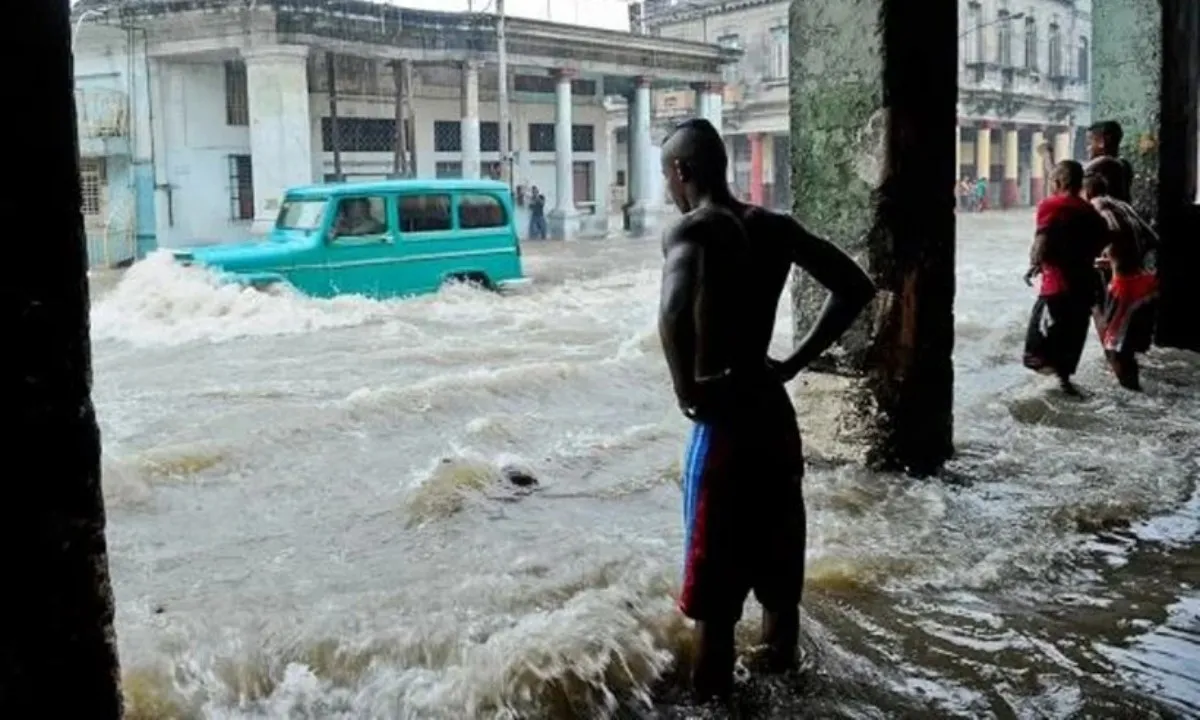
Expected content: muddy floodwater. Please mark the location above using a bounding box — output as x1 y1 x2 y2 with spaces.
89 210 1199 719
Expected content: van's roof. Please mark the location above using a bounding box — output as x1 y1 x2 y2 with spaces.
285 178 511 199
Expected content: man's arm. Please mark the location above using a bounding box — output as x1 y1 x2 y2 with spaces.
771 218 875 381
659 223 704 416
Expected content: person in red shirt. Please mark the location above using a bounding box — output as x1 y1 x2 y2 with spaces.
1022 160 1108 395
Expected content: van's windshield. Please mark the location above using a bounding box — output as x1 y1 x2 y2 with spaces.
276 199 326 232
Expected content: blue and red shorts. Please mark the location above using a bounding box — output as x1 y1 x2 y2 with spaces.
679 390 806 623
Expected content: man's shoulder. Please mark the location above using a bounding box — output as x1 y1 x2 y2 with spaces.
670 204 744 241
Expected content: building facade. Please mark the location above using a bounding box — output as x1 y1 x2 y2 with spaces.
637 0 1094 211
71 0 732 266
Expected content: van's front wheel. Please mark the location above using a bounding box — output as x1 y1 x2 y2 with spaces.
442 272 495 292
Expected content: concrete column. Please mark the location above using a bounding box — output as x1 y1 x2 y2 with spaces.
628 76 655 236
460 61 481 180
694 81 724 135
1002 127 1020 208
1053 128 1071 164
975 123 992 209
790 0 957 475
749 132 765 205
955 123 962 177
547 68 575 240
1030 129 1046 203
243 45 314 233
624 117 637 219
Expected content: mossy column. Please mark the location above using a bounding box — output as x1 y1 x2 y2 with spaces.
790 0 958 475
1093 0 1200 351
2 1 123 715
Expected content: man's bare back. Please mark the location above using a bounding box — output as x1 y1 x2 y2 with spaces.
656 117 875 701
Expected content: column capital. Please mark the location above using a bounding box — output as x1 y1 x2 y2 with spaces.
461 59 482 72
976 121 994 131
241 44 310 63
551 68 578 81
632 75 653 88
692 81 724 94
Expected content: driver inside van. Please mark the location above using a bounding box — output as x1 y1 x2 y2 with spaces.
334 198 386 236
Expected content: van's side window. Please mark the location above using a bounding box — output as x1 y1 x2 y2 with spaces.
331 196 388 239
398 194 452 233
458 194 508 229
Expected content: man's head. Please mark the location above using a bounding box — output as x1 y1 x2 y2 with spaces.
1084 156 1127 201
1083 168 1109 200
1087 120 1124 159
1051 160 1083 195
346 198 370 219
660 117 730 212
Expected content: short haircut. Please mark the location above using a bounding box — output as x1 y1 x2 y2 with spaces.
1083 169 1109 198
1088 120 1124 151
1085 156 1127 198
1051 159 1083 193
662 117 728 187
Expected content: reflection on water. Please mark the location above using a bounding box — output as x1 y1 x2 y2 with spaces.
90 211 1199 719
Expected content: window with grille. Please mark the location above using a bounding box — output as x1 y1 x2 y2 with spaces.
321 118 406 153
458 194 508 229
528 124 595 153
571 125 595 153
513 75 598 96
997 10 1012 67
79 157 106 218
434 121 463 152
1024 16 1039 70
228 154 254 221
529 123 555 152
435 162 462 178
398 194 453 233
481 122 513 153
483 161 503 180
225 61 248 126
769 26 788 80
1077 36 1089 82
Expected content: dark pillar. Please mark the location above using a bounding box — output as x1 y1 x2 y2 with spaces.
790 0 958 475
1 1 123 714
1093 0 1200 351
325 52 343 182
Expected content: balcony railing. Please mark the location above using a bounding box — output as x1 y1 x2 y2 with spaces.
75 88 128 139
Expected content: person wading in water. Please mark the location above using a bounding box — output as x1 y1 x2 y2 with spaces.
1023 160 1108 396
1083 169 1161 390
657 117 874 701
1085 120 1135 204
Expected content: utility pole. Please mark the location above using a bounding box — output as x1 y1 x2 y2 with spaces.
497 0 511 188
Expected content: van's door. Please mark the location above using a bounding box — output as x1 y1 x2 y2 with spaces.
394 191 460 293
452 192 522 286
323 193 398 298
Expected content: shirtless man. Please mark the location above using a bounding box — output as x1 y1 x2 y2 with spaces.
658 118 875 700
1085 120 1135 204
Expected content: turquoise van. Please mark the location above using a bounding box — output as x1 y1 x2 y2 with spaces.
171 178 527 299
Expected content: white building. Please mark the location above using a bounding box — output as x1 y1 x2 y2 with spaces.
71 0 732 266
636 0 1094 210
392 0 633 31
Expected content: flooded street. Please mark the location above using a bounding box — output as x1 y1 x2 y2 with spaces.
90 210 1200 719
